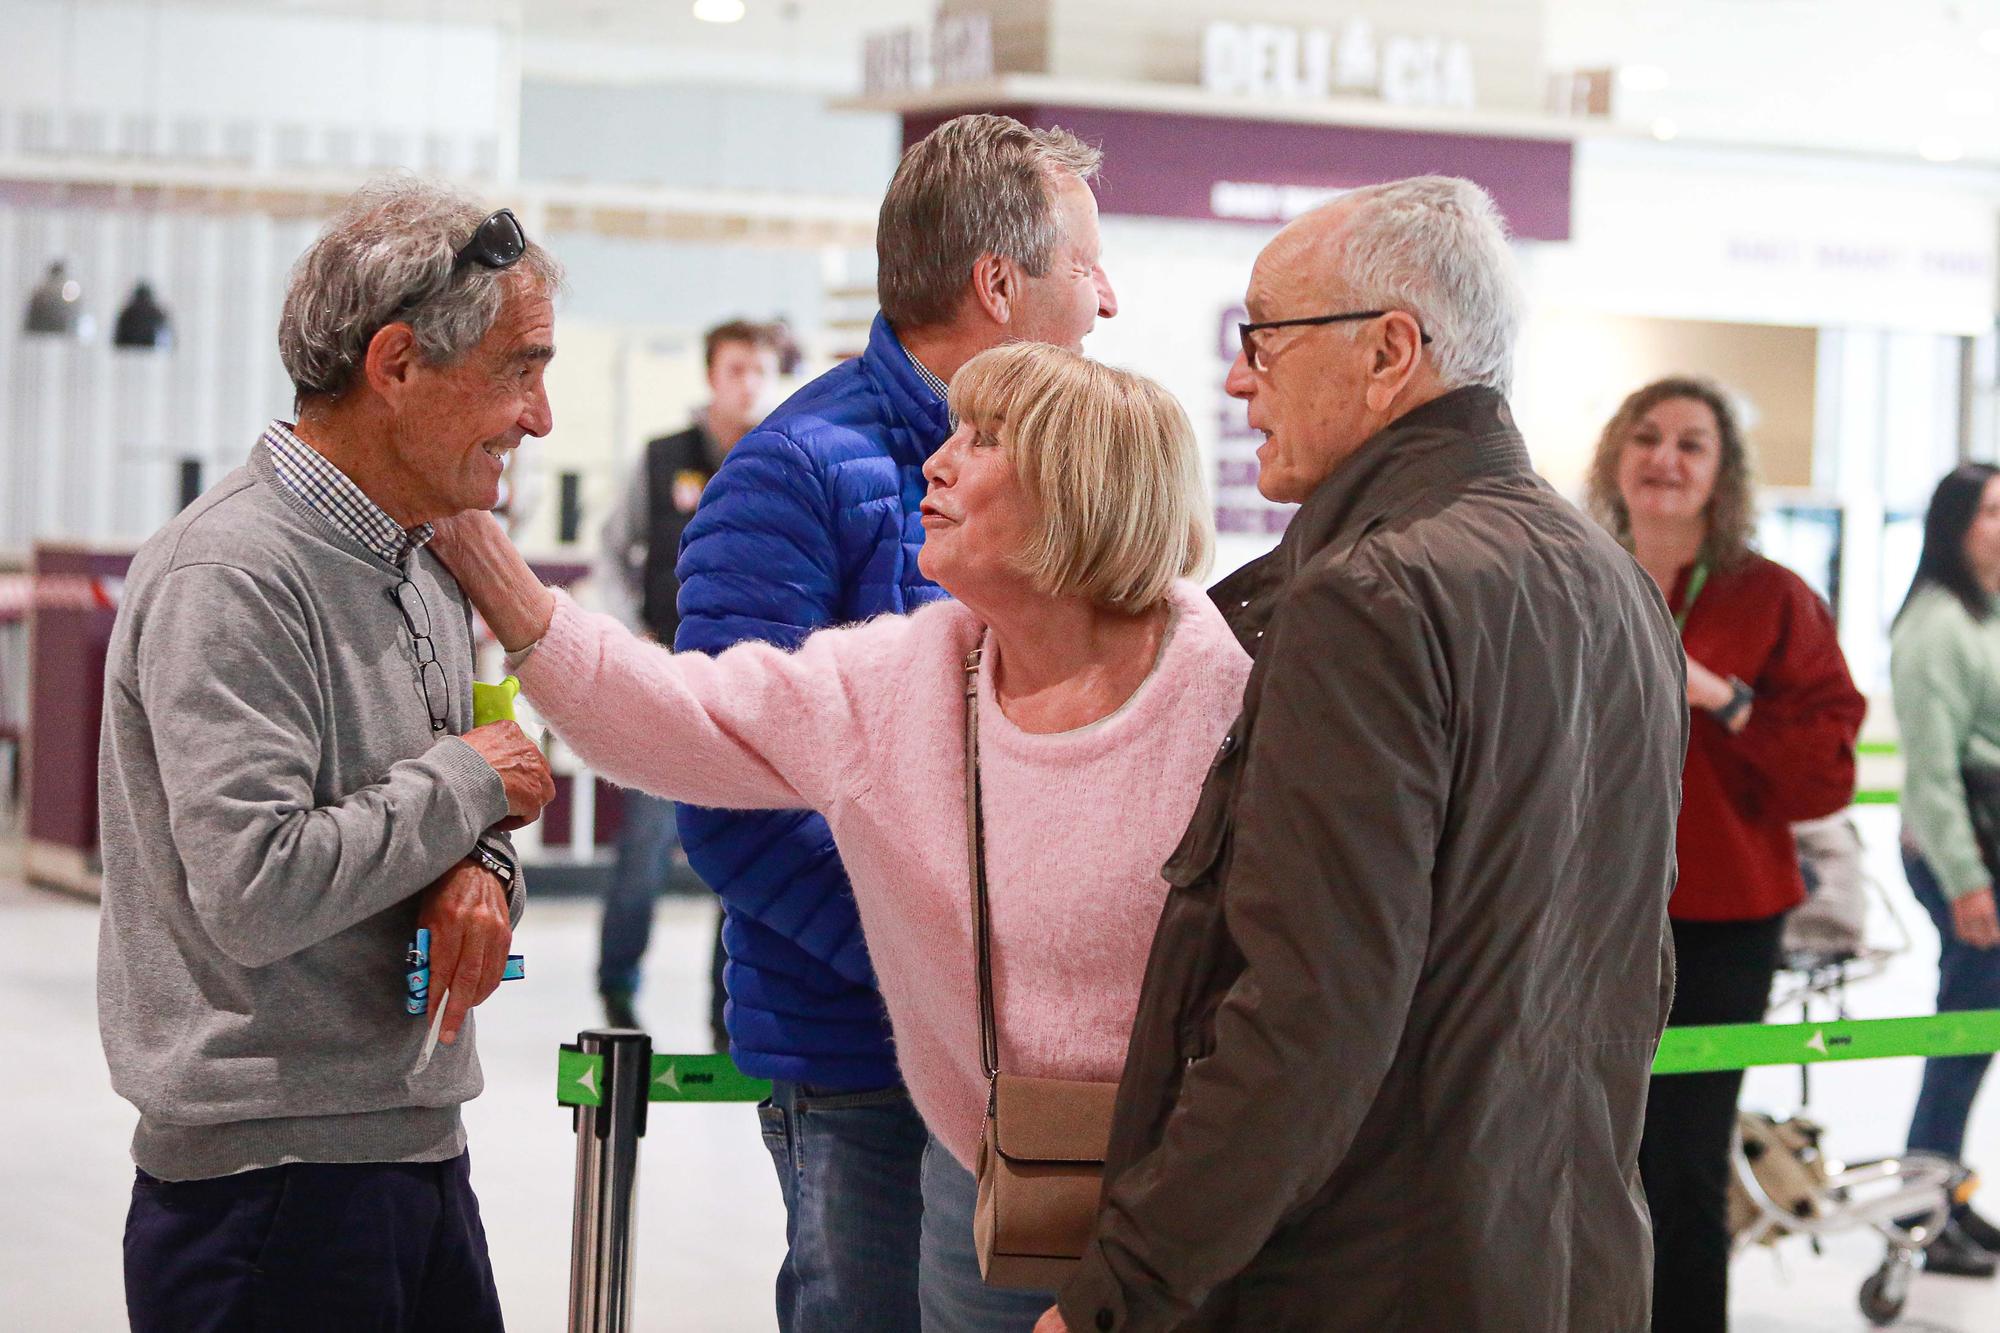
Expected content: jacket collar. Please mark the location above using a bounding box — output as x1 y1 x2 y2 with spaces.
862 313 955 464
1278 385 1531 571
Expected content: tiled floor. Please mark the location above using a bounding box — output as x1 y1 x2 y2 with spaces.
3 804 1998 1330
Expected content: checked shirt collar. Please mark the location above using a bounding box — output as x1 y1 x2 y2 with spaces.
264 420 435 567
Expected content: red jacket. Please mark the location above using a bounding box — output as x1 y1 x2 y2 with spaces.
1669 554 1866 921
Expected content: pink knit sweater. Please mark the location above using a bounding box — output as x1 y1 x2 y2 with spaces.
515 580 1250 1167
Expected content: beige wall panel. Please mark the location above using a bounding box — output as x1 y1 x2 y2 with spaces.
941 0 1050 75
945 0 1546 110
1516 310 1818 496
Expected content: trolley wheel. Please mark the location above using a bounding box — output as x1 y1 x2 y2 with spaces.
1859 1261 1910 1327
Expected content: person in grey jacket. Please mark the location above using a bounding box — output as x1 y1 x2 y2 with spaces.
98 178 559 1331
1046 177 1686 1332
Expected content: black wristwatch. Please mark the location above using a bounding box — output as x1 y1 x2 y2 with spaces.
467 841 515 888
1709 676 1755 730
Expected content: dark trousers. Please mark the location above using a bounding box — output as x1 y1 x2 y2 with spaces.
1640 913 1783 1333
598 790 706 996
125 1151 502 1332
1904 847 2000 1162
601 790 725 1046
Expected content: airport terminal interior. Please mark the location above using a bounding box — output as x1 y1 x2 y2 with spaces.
6 1 2000 1329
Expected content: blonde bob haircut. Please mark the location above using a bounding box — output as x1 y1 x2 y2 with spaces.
947 342 1213 614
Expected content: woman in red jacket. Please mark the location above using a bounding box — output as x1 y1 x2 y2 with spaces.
1588 377 1866 1332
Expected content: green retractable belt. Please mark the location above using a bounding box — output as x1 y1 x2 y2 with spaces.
1653 1010 2000 1074
558 1050 772 1107
552 1011 2000 1106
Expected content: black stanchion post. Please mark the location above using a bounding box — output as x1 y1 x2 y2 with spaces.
567 1028 651 1333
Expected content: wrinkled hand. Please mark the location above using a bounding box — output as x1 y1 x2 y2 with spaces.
1952 887 2000 950
1033 1308 1069 1333
427 508 484 562
428 510 514 581
430 510 556 652
418 860 513 1046
462 720 555 828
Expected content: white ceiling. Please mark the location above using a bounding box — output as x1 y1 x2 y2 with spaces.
224 0 931 90
1546 0 2000 163
520 0 931 91
519 0 928 51
48 0 2000 160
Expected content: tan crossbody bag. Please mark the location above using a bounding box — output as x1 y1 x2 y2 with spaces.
962 647 1120 1290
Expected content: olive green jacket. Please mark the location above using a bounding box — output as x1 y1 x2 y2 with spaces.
1058 387 1687 1332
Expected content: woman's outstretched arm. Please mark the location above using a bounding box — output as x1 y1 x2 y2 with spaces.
429 510 884 814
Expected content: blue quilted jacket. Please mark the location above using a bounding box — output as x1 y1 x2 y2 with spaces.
673 314 952 1089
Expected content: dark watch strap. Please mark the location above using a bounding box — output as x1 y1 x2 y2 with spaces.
1711 676 1754 728
468 841 514 886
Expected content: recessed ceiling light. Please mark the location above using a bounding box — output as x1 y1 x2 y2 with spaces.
1651 117 1679 142
1918 136 1964 162
1619 64 1670 92
693 0 746 22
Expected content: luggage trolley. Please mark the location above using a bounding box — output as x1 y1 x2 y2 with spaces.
1725 815 1973 1326
1729 1034 1970 1327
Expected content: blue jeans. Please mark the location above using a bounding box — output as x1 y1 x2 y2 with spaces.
1905 846 2000 1162
597 789 705 997
918 1135 1055 1333
759 1079 928 1333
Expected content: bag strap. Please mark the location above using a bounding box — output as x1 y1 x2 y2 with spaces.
964 646 1001 1083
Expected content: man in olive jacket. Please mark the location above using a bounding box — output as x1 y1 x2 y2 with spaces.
1044 178 1687 1332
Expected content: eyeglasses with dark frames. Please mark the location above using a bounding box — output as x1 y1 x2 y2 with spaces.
389 576 450 734
1237 310 1433 373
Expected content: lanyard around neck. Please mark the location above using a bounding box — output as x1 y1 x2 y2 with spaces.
1673 560 1710 634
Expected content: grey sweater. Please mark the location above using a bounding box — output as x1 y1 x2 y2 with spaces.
98 443 523 1180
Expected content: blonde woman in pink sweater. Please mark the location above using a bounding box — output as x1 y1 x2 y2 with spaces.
432 342 1250 1331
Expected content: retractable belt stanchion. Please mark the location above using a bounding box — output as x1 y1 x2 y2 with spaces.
546 757 1987 1320
546 1011 2000 1322
565 1028 651 1333
556 1037 772 1330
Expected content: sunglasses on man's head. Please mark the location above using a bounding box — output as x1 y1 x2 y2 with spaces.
453 209 527 271
386 209 529 322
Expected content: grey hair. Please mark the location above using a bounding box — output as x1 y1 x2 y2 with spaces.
278 176 563 402
876 114 1102 330
1329 176 1524 396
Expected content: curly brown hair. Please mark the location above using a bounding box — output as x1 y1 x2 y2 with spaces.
1585 376 1758 571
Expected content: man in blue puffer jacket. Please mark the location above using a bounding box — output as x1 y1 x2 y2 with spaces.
674 113 1118 1331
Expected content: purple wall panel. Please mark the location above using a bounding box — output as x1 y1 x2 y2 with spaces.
903 104 1573 241
26 547 132 853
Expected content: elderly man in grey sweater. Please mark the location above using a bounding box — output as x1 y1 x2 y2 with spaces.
99 179 560 1332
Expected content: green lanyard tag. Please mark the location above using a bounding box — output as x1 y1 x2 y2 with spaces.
1673 561 1710 634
